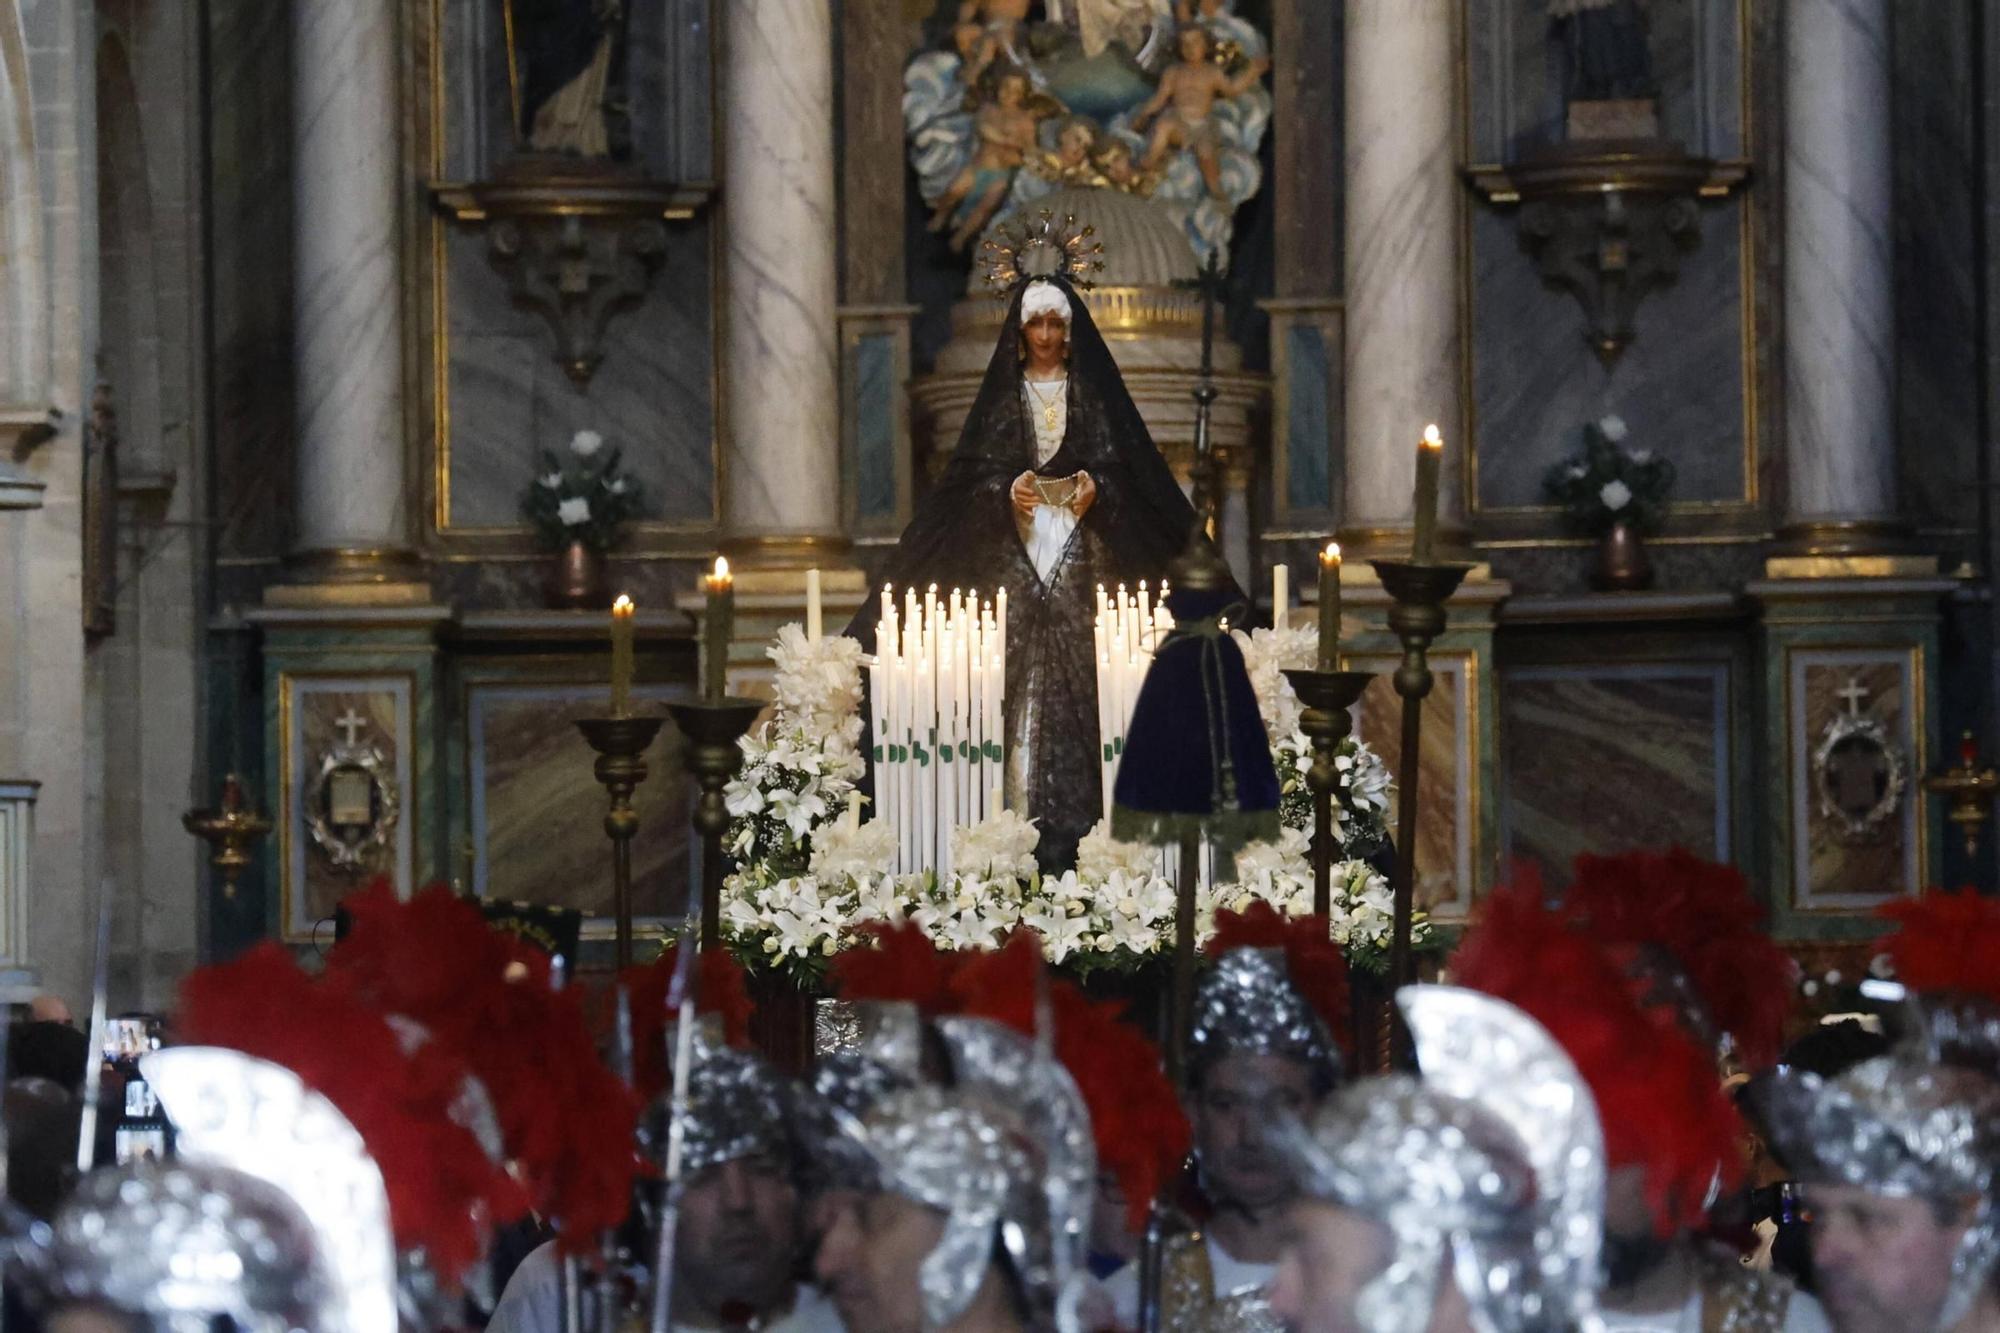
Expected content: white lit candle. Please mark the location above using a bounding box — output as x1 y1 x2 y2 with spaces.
806 568 823 642
1272 564 1289 633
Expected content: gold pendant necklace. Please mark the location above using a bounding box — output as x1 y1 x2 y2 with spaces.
1028 378 1064 432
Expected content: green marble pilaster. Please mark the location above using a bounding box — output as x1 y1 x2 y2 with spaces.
1748 574 1955 942
246 605 452 944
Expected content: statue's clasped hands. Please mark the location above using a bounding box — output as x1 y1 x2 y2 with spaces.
1012 470 1096 520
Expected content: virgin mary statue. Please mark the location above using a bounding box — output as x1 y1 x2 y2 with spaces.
848 275 1214 868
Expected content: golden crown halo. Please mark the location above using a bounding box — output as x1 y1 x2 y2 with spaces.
980 209 1108 299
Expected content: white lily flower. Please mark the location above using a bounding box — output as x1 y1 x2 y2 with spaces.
557 496 591 526
539 472 563 490
1598 415 1629 442
570 429 605 457
1598 479 1632 512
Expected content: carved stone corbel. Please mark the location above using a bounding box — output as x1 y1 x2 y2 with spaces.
1467 145 1747 366
431 172 714 387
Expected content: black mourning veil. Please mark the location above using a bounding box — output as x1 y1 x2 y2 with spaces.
848 277 1217 868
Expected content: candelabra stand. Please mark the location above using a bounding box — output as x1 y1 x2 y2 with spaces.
181 774 273 899
1923 730 2000 859
1369 559 1473 1066
664 699 764 948
576 716 666 969
1281 669 1377 916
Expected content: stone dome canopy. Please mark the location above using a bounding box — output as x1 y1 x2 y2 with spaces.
984 187 1200 290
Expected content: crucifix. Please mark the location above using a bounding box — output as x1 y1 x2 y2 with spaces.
335 708 370 750
1836 678 1872 717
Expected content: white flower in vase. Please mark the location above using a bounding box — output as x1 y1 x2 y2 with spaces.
1597 414 1629 442
1598 479 1633 513
557 496 592 527
570 429 605 457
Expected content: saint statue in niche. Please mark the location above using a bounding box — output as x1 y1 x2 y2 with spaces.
504 0 628 160
1547 0 1656 109
848 268 1231 870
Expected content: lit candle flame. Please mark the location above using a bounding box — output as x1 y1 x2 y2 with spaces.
1322 542 1341 565
712 556 730 582
612 593 634 615
1422 424 1444 450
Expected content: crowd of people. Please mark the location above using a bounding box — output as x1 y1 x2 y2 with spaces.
3 851 1997 1333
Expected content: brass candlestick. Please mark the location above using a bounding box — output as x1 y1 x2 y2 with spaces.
577 716 667 969
665 698 764 948
1281 669 1377 916
1370 558 1474 1066
1923 730 2000 859
181 774 273 898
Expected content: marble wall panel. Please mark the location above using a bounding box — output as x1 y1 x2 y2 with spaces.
1471 203 1748 516
282 679 413 940
439 218 716 532
1351 656 1472 919
1793 654 1919 909
469 685 689 924
1501 666 1729 889
1893 0 1980 543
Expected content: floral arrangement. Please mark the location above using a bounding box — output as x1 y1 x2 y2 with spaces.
520 429 645 553
1541 415 1675 536
717 610 1425 983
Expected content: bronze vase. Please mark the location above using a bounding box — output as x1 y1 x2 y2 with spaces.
545 539 607 609
1593 519 1654 591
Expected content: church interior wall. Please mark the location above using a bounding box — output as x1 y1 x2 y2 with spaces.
6 0 2000 1010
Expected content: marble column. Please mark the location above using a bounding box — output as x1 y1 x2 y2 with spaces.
719 0 846 568
290 0 409 567
1780 0 1900 553
1341 0 1464 559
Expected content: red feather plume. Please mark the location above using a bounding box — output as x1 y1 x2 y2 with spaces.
1205 901 1353 1054
1562 849 1796 1069
828 927 1190 1232
620 942 755 1102
178 943 522 1281
829 921 965 1015
1876 888 2000 1004
326 881 640 1245
1453 876 1746 1237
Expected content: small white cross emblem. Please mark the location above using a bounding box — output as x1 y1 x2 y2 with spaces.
335 708 369 748
1836 678 1871 718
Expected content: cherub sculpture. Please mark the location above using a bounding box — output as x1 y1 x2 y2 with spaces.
1130 24 1270 201
926 71 1058 252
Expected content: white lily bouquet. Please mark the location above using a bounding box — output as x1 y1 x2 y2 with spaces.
720 627 875 978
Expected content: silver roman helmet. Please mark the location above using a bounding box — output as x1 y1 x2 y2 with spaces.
1761 999 2000 1331
833 1014 1097 1331
1267 985 1607 1333
10 1046 400 1333
1188 946 1341 1090
639 1029 796 1176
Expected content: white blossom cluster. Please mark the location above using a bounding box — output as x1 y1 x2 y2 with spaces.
723 626 868 882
